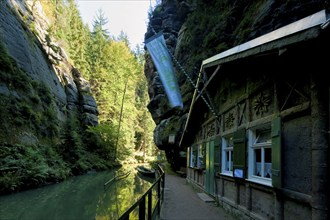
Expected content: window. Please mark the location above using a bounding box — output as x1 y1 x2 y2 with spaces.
197 144 205 169
189 145 198 167
188 147 192 167
188 144 205 169
221 135 234 176
248 127 272 186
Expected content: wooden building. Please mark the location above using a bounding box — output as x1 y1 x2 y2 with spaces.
180 9 329 220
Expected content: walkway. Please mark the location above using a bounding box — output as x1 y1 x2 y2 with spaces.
160 174 237 220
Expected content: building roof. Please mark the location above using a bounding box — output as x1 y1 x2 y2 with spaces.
202 9 329 68
179 9 330 147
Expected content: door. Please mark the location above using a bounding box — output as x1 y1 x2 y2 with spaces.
205 141 215 195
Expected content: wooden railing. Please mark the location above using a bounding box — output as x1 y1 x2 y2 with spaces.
118 164 165 220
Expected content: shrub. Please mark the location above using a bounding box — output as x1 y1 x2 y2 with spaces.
0 143 71 194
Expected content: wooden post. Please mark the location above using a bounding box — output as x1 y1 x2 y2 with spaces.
310 76 329 220
274 190 283 220
246 183 252 211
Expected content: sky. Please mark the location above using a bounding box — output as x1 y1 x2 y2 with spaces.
76 0 157 49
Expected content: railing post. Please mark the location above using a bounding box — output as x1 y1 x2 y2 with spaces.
148 191 152 220
162 174 165 202
139 196 146 220
118 165 165 220
157 178 161 215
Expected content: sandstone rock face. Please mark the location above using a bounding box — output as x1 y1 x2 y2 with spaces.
0 0 98 143
144 0 325 168
144 0 189 152
1 1 67 107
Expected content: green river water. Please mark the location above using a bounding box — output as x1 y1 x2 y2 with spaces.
0 165 156 220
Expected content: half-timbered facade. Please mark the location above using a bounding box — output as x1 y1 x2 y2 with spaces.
180 10 329 220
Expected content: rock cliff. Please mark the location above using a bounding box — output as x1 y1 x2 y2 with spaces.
144 0 326 169
0 0 103 193
0 0 98 144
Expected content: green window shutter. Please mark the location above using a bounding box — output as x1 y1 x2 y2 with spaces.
194 144 198 167
271 116 282 188
192 144 197 167
212 136 221 174
233 129 246 178
214 135 221 147
202 143 206 169
187 147 191 167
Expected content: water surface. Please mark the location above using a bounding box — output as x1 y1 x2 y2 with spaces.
0 165 155 220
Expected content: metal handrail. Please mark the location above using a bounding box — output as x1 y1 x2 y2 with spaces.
118 163 165 220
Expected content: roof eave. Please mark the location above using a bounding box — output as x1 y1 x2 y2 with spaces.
202 9 328 68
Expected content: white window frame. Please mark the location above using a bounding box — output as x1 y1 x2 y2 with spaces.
189 147 193 167
190 145 198 168
248 128 272 186
221 135 234 176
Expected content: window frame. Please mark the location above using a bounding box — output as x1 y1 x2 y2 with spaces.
197 143 205 169
189 145 198 168
188 146 193 167
247 127 272 186
221 135 234 176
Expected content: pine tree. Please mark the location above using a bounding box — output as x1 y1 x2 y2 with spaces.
86 9 111 106
66 0 90 75
38 1 157 163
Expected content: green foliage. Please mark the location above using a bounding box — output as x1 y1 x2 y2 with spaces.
0 0 158 194
91 9 110 38
59 114 83 163
0 41 59 140
65 0 90 73
0 143 70 194
0 41 14 72
57 113 115 174
232 0 268 43
1 1 157 195
37 0 157 165
176 0 253 72
29 21 37 36
86 124 117 160
0 41 30 91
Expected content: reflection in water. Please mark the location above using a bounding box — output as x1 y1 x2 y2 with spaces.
0 165 155 220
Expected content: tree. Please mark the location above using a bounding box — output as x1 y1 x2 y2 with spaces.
91 9 109 39
117 31 130 48
86 9 112 103
66 0 90 74
38 1 157 163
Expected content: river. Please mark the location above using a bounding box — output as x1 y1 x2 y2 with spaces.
0 164 157 220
